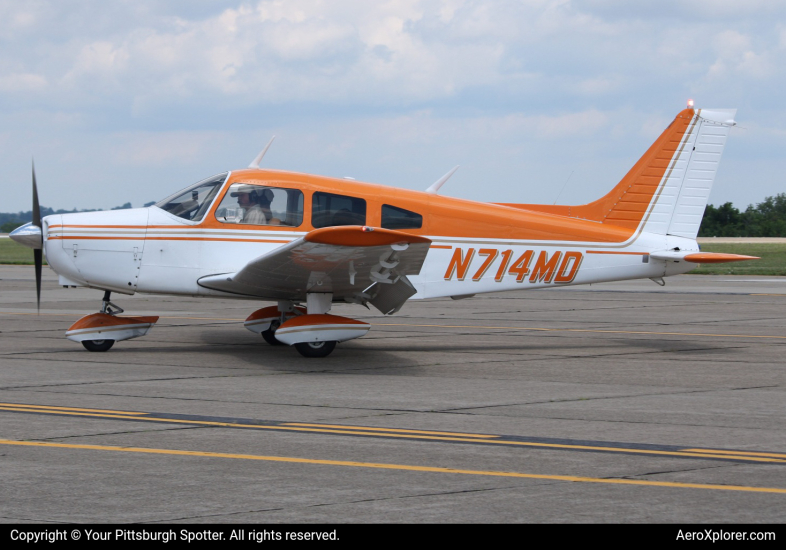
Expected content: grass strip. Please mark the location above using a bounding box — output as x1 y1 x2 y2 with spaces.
0 238 47 265
691 243 786 276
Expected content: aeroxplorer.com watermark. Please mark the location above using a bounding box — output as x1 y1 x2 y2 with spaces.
677 529 775 542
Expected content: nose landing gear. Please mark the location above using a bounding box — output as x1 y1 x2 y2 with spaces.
65 291 159 352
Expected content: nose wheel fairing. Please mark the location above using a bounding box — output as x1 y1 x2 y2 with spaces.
66 312 159 349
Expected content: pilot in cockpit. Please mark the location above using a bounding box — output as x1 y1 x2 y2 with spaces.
232 188 267 225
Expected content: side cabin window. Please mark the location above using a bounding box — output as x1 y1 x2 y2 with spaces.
215 183 304 227
381 204 423 230
312 192 366 228
155 173 226 222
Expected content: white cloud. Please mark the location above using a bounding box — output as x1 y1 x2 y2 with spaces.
0 72 47 92
1 1 785 212
712 31 773 80
65 41 130 80
111 131 221 166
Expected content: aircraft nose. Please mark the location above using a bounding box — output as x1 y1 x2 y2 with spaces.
9 222 42 249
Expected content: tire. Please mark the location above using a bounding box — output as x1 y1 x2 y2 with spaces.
294 341 337 358
262 320 284 346
82 339 114 352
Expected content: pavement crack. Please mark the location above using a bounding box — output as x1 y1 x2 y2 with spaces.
148 484 530 523
623 462 736 479
42 426 205 441
435 384 782 412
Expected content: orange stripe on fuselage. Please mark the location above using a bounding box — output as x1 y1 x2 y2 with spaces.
48 236 291 244
586 250 648 255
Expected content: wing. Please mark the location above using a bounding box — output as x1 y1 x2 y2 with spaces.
197 226 432 314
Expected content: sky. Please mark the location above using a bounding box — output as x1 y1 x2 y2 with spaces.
2 0 785 213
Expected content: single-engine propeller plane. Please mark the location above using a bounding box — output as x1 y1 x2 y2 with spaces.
11 105 757 357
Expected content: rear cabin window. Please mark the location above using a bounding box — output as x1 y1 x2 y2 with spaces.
312 192 366 228
381 204 423 230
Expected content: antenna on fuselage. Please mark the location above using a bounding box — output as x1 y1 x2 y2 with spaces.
249 136 276 169
425 165 459 194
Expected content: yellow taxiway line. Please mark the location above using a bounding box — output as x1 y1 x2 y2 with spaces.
1 439 784 494
2 403 784 464
684 448 786 459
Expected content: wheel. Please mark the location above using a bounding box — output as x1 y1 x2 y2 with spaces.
261 319 284 346
294 341 337 358
82 339 114 352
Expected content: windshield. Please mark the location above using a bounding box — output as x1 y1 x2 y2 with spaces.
155 173 227 222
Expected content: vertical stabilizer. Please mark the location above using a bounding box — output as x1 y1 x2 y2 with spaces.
501 107 737 241
584 107 736 239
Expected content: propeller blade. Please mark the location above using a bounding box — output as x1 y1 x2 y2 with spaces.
32 161 41 228
34 248 42 313
32 160 42 313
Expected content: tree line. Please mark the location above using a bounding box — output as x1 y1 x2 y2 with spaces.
698 194 786 237
0 203 136 233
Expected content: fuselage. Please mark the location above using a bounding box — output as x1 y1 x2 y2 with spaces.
41 168 698 303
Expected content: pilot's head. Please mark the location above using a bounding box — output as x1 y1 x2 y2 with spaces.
231 188 255 207
230 187 272 207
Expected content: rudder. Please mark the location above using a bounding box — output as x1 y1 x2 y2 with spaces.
660 109 736 238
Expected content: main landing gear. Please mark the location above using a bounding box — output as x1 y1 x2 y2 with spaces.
82 339 115 352
65 291 159 352
262 322 284 346
294 341 337 358
244 295 370 358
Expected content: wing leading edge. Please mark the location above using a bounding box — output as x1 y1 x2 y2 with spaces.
197 226 432 314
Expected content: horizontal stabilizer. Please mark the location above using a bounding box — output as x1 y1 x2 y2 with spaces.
650 251 759 263
683 252 759 264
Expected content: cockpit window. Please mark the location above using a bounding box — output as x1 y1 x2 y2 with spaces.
155 173 227 222
215 183 304 227
312 192 366 228
382 204 423 230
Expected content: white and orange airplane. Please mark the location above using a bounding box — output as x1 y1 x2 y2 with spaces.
11 105 756 357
